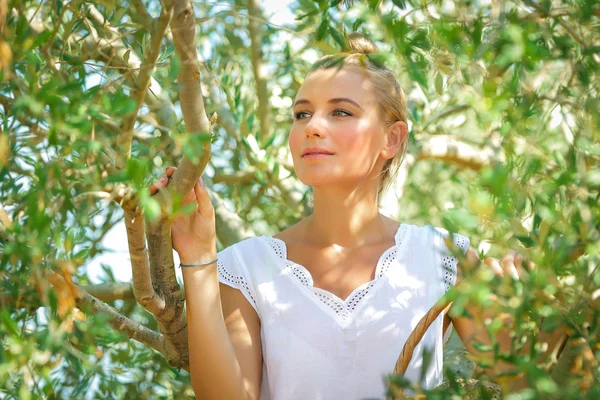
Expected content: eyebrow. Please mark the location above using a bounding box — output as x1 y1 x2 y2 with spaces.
293 97 364 111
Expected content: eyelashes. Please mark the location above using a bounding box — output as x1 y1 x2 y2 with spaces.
293 109 352 120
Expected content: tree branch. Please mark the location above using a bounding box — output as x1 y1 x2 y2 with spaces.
415 135 498 170
247 0 272 143
124 209 166 315
131 0 153 28
0 283 135 308
212 167 257 185
48 272 167 356
209 189 255 247
134 0 216 371
116 2 174 169
167 0 213 194
82 282 135 302
524 1 587 47
26 7 177 136
77 31 177 134
380 134 499 218
72 184 135 207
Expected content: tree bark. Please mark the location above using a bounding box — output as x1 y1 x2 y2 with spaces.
133 0 217 370
0 282 135 308
247 0 272 143
48 272 166 355
125 209 166 316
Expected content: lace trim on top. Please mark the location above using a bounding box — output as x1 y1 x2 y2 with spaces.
441 233 469 293
217 257 258 309
264 224 409 322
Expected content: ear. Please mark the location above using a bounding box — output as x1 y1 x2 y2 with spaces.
381 121 408 160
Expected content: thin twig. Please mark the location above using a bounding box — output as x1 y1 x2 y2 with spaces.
132 0 154 28
117 1 174 170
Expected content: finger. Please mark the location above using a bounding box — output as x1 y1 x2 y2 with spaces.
483 257 504 277
166 166 176 177
500 252 520 280
513 252 525 274
193 179 214 218
181 188 196 205
149 175 169 195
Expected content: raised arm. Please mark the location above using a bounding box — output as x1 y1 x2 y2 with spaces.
150 168 262 399
182 265 262 399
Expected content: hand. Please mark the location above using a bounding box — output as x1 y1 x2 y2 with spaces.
149 167 216 263
483 250 534 280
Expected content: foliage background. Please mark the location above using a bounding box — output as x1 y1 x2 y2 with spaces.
0 0 598 398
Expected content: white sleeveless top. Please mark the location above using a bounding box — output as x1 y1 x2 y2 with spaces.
216 223 470 400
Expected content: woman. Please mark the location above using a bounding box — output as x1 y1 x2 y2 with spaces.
150 35 537 399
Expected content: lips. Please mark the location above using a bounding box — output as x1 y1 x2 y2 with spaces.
302 147 334 157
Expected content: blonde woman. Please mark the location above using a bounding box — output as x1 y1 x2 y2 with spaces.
150 34 555 399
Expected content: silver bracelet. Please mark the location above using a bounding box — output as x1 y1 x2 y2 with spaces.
179 259 218 268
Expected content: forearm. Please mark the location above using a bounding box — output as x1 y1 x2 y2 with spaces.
453 297 568 392
182 251 250 400
451 306 525 386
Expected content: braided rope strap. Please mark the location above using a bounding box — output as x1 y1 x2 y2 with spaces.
392 298 450 378
386 298 453 399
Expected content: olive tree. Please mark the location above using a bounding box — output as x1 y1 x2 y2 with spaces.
1 0 598 398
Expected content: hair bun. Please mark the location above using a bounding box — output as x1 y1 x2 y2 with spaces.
347 32 379 54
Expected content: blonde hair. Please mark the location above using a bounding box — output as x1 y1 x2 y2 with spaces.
309 33 408 194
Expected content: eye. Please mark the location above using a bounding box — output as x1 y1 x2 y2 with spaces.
293 109 352 120
332 109 352 117
294 111 311 120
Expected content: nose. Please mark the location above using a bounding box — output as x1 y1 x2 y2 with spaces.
304 113 327 139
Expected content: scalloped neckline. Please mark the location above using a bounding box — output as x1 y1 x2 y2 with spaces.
260 223 410 325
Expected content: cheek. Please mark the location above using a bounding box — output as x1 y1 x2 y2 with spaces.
288 127 301 154
339 120 381 154
288 126 305 166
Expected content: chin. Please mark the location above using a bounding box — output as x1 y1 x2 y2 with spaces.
296 172 356 188
297 175 333 187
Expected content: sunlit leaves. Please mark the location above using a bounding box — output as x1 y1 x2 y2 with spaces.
2 0 599 398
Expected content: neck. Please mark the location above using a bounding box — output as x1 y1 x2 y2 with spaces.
304 183 390 248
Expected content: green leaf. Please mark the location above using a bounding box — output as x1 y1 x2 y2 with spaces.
514 235 535 248
113 7 127 23
391 0 407 9
316 15 329 41
1 311 19 336
407 62 428 89
435 73 443 95
103 170 129 184
264 133 277 148
472 342 493 352
123 49 131 64
442 208 479 232
169 54 181 81
126 158 149 187
368 0 381 11
330 26 345 49
535 376 558 393
140 195 161 221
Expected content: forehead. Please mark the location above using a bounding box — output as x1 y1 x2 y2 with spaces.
295 68 376 105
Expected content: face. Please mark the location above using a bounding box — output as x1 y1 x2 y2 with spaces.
289 67 401 189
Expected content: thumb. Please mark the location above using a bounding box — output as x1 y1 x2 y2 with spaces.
193 178 214 218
